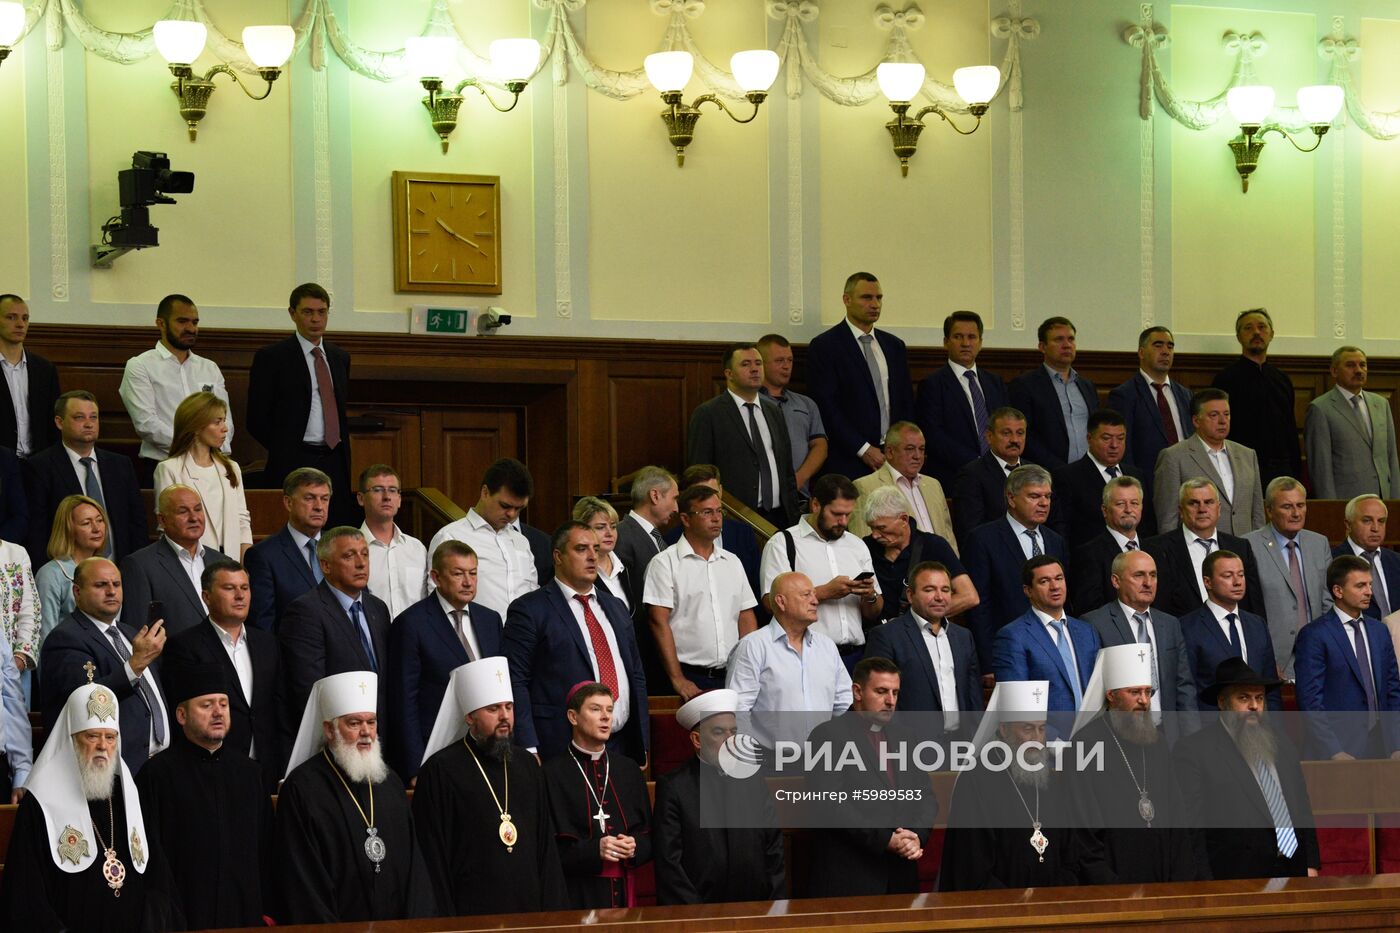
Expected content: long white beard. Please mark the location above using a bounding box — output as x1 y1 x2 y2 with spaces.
77 754 117 801
330 735 389 785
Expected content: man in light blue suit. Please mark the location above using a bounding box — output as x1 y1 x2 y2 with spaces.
1081 549 1199 745
1294 554 1400 761
1244 476 1333 678
992 555 1100 717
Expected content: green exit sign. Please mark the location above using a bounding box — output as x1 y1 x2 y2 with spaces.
425 309 468 333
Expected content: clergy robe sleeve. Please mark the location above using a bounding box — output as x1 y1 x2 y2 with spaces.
651 776 703 905
528 763 569 911
273 778 342 924
408 759 457 917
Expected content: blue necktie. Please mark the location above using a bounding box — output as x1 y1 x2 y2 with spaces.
1050 620 1083 708
350 602 377 672
306 539 324 583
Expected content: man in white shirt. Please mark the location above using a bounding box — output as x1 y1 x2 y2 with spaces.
760 474 882 671
645 484 758 700
427 457 539 618
118 294 232 471
1154 388 1265 535
0 293 60 456
849 421 958 550
119 485 218 637
356 463 427 619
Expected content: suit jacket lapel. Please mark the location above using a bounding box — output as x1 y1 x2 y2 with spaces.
1026 619 1073 692
1134 377 1168 444
278 528 318 589
1322 612 1366 689
1108 604 1135 644
547 584 595 667
78 614 126 666
1186 442 1228 503
430 600 471 664
1199 608 1233 653
1259 536 1296 600
155 541 207 616
900 616 942 710
720 396 759 456
1366 393 1387 450
1328 389 1371 446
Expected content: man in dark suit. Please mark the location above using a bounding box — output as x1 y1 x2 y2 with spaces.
246 282 356 527
1008 317 1098 472
1174 658 1320 879
1069 475 1149 615
613 465 678 685
24 390 147 566
162 559 286 789
992 555 1100 716
964 464 1068 669
244 467 331 632
38 557 170 774
278 526 391 741
1333 494 1400 621
0 294 61 457
863 561 982 733
120 485 220 638
1107 326 1193 495
1294 555 1400 760
504 521 649 764
1179 550 1281 709
1141 478 1264 620
801 657 937 897
914 311 1009 489
1081 549 1200 745
386 540 504 781
952 406 1030 543
1211 308 1301 488
1049 408 1154 550
687 343 799 529
805 272 914 480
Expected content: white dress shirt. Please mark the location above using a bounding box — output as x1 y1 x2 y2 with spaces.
846 319 889 455
1183 525 1218 604
1206 599 1248 665
915 611 961 731
118 342 232 459
727 619 853 749
728 390 781 509
554 578 630 731
63 445 105 502
85 612 170 757
294 332 328 445
164 536 207 606
212 619 256 757
361 521 428 619
760 517 880 647
596 554 630 609
436 592 482 660
644 536 757 669
1199 436 1235 502
427 508 539 618
1118 601 1162 720
0 351 31 456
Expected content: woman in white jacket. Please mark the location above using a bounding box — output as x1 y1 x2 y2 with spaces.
154 391 253 559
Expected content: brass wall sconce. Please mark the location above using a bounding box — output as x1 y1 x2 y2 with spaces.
1225 84 1343 193
643 50 780 167
154 20 295 141
876 63 999 177
0 2 24 67
405 37 540 154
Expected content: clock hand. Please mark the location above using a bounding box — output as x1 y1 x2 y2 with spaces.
435 217 483 251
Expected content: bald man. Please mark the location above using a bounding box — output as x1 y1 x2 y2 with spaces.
121 485 221 637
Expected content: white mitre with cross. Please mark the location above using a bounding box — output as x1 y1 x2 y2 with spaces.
284 671 379 779
421 656 513 765
1072 643 1155 737
971 679 1050 753
26 668 150 875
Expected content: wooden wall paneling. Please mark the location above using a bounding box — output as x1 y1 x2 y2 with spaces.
574 359 611 499
522 384 571 528
346 409 423 490
606 366 688 479
420 409 522 511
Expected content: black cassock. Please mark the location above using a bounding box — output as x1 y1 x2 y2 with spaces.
137 738 273 929
413 734 567 916
0 783 180 932
652 755 785 905
543 744 654 908
1070 716 1206 883
938 764 1110 891
274 751 437 924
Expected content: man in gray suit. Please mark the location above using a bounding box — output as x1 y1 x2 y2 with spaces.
1244 476 1333 678
1154 387 1265 536
1082 549 1200 745
1305 346 1400 500
120 484 219 637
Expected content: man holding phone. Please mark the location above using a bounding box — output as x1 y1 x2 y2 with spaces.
759 474 883 673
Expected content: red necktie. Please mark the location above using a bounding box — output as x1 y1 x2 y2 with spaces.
312 346 341 449
575 595 620 700
1152 383 1179 444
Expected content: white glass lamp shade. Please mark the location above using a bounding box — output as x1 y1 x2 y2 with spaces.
405 36 457 81
731 49 779 93
1226 85 1276 126
489 38 540 82
154 20 208 65
0 2 25 48
876 62 926 102
1297 84 1344 125
645 51 694 93
243 25 294 69
953 65 1000 105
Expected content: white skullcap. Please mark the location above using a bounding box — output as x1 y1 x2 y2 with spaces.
676 689 739 731
25 683 149 876
421 658 514 766
1073 643 1154 736
284 671 378 779
971 680 1049 752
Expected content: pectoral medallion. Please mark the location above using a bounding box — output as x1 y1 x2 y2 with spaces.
101 847 127 896
1138 792 1156 826
1029 822 1049 863
500 814 518 851
364 826 387 873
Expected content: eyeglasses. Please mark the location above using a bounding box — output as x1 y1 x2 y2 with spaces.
688 508 724 518
366 486 401 496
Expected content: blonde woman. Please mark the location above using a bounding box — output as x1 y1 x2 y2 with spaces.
35 495 108 643
573 496 629 609
155 391 253 559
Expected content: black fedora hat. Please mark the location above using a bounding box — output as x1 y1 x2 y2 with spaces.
1200 657 1283 707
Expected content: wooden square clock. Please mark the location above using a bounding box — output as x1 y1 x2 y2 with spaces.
391 171 502 295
